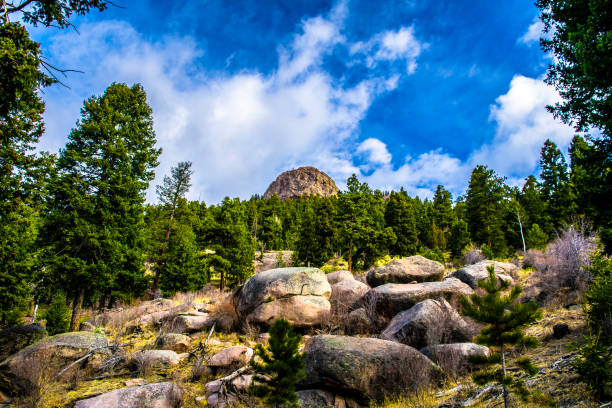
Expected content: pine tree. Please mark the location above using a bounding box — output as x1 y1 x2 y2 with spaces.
385 190 418 256
460 266 542 407
526 224 548 250
43 293 70 335
0 23 54 325
432 184 454 240
539 139 575 228
519 175 552 235
43 83 160 330
249 318 305 407
449 218 470 258
152 161 193 292
465 165 509 256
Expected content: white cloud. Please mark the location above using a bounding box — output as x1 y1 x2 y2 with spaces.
519 17 544 45
356 75 575 199
357 138 392 165
471 75 574 179
351 25 424 73
37 3 424 203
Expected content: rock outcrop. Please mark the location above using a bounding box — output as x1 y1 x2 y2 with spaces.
452 260 517 289
381 298 472 349
420 343 490 375
155 333 191 353
234 267 331 328
326 270 354 285
301 335 443 402
74 382 183 408
367 256 445 287
0 332 108 394
362 278 473 319
330 279 370 312
207 346 253 373
263 166 339 201
0 324 47 362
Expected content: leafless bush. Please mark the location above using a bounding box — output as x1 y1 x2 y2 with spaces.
463 247 485 265
523 249 546 269
132 352 159 377
167 382 185 408
171 291 195 308
210 293 238 333
534 222 597 302
362 290 385 332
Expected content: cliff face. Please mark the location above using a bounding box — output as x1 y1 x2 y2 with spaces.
263 166 339 200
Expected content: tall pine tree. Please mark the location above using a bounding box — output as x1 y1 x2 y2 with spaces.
43 83 160 330
0 23 54 325
385 190 418 256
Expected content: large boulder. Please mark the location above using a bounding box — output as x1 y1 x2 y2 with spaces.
0 324 47 362
381 298 472 349
235 267 331 328
367 256 445 287
301 335 443 402
169 312 215 333
326 270 354 285
343 308 372 335
452 260 517 289
208 346 253 373
0 332 108 395
362 278 473 320
420 343 490 375
131 350 185 368
247 296 331 328
155 333 191 353
74 382 183 408
330 279 370 312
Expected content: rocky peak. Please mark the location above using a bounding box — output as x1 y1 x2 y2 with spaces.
263 166 339 200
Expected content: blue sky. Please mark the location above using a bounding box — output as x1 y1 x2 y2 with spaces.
29 0 575 203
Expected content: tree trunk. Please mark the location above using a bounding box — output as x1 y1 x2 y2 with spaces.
152 208 176 292
517 211 526 254
501 344 509 408
348 238 353 273
70 288 84 332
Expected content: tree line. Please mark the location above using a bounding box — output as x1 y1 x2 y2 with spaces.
1 0 610 332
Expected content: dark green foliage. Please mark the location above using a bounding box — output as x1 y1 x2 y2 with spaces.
43 293 70 335
294 196 337 267
460 266 542 406
384 190 418 256
431 185 454 248
160 220 207 296
337 174 395 271
574 253 612 400
569 135 612 251
465 166 509 256
43 83 160 329
249 318 305 407
5 1 109 29
449 219 470 258
152 161 193 292
418 247 445 264
519 176 552 235
526 224 548 250
0 23 54 326
205 198 254 290
539 139 574 228
537 0 612 138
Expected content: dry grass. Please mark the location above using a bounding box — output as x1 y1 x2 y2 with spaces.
209 292 239 333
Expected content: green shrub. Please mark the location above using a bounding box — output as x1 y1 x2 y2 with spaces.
575 253 612 400
480 244 495 260
250 318 305 407
418 247 445 264
43 293 71 335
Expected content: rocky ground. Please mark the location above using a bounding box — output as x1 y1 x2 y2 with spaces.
0 256 604 408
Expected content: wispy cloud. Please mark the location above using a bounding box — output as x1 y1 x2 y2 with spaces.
38 2 424 203
518 17 544 45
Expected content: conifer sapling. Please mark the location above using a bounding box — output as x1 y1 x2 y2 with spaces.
460 265 542 408
249 318 305 407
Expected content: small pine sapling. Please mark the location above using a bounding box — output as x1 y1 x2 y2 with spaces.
460 265 542 408
249 318 306 407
